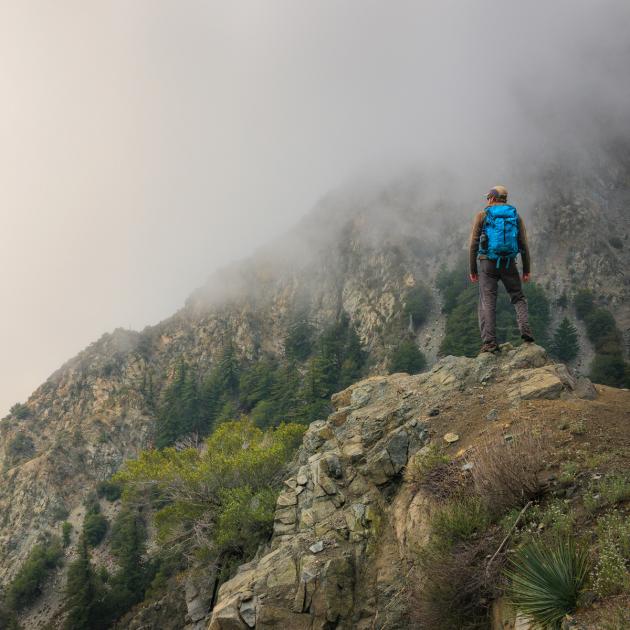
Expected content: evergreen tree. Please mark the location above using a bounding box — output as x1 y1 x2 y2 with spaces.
574 289 595 320
239 359 277 411
404 283 433 328
439 281 551 356
389 340 427 375
217 340 240 398
107 509 147 610
339 324 366 388
156 361 200 448
590 353 630 388
436 259 469 314
269 362 301 421
284 309 315 362
199 370 224 434
551 317 580 362
64 537 99 630
585 308 620 353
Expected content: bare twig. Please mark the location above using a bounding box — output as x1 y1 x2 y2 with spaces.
486 500 532 576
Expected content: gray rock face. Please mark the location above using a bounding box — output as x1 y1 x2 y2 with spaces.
207 344 596 630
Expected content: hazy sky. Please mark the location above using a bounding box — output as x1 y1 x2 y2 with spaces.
0 1 628 415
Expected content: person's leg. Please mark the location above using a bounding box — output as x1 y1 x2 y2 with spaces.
501 260 534 340
478 259 499 347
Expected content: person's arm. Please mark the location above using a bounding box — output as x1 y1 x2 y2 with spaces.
469 211 484 280
517 215 531 279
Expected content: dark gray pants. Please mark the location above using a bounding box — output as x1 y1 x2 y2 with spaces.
478 258 532 345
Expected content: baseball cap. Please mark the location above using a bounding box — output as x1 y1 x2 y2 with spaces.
486 185 508 200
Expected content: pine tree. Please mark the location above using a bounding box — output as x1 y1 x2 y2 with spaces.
389 340 426 375
108 509 147 609
239 359 277 411
156 361 202 447
574 289 595 320
284 309 315 362
339 326 365 388
404 283 433 329
64 537 99 630
551 317 580 362
217 340 240 397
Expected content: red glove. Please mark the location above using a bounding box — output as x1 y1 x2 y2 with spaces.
523 273 531 283
469 273 479 283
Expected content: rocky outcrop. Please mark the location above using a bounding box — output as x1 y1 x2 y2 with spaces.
207 344 595 630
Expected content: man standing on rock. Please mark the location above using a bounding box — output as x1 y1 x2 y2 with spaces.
469 185 535 353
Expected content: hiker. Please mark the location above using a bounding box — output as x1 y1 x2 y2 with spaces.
469 185 534 353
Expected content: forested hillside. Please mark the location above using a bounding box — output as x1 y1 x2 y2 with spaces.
0 148 629 628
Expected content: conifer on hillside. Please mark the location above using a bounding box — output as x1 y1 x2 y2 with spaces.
551 317 580 362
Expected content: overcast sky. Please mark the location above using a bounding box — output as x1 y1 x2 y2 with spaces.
0 1 628 415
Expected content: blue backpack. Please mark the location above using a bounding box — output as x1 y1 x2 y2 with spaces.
481 204 520 268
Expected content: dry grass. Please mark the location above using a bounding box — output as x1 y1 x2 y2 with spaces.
404 444 468 500
409 532 505 630
468 428 550 516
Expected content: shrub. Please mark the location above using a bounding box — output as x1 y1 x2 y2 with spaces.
97 480 122 502
5 539 63 610
388 340 426 375
9 403 31 420
506 537 589 629
0 604 19 630
83 513 108 547
574 289 595 320
585 309 619 350
609 236 623 250
431 496 490 548
412 535 502 629
590 353 630 388
115 420 306 569
584 475 630 512
592 537 629 598
600 475 630 505
404 444 449 486
5 433 35 467
469 430 548 517
62 521 73 547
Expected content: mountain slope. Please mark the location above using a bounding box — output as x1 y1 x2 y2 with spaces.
0 152 629 627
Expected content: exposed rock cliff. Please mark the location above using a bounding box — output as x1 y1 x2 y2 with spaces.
206 344 604 630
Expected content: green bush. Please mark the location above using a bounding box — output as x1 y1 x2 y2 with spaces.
115 420 306 572
574 289 595 320
96 480 122 502
5 539 63 610
431 497 490 548
62 521 73 547
506 537 589 629
9 403 31 420
83 513 108 547
0 604 19 630
5 433 35 468
388 340 426 374
404 444 449 485
590 353 630 388
592 537 629 598
585 309 619 350
599 475 630 505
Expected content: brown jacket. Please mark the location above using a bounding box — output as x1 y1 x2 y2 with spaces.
469 207 531 276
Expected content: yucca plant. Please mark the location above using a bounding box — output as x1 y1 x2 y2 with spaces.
506 536 590 629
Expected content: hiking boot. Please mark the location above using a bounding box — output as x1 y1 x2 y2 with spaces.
521 333 535 343
480 342 500 354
